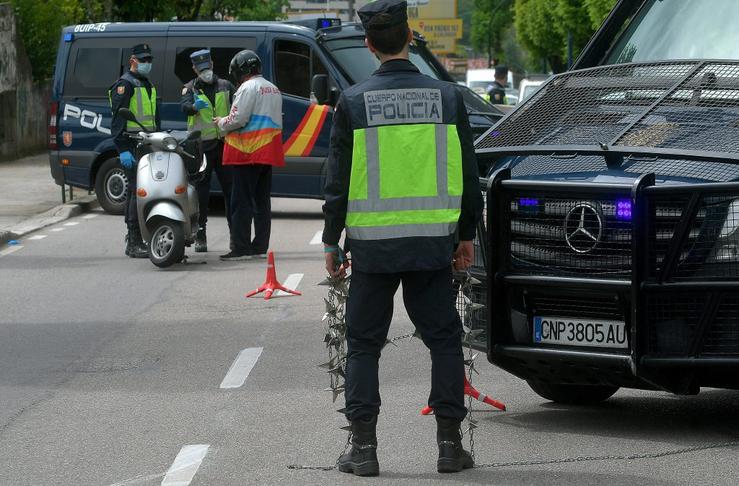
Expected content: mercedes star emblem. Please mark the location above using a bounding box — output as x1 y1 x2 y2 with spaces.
564 203 603 253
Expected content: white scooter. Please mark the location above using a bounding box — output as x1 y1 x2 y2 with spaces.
118 108 206 268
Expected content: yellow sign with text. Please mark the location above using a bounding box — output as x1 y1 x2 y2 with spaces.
409 18 463 40
407 0 457 19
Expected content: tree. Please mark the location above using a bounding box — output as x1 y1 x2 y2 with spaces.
471 0 513 67
514 0 567 72
11 0 86 80
514 0 617 73
584 0 618 29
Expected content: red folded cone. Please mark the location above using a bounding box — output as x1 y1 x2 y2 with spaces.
421 375 506 415
245 251 301 300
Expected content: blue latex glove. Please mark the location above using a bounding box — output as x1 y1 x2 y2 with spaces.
119 151 135 169
193 99 209 111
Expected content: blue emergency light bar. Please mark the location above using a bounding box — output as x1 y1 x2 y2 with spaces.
288 18 341 31
64 32 74 42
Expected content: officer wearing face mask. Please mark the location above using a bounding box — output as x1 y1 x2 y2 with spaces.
180 49 236 252
109 43 161 258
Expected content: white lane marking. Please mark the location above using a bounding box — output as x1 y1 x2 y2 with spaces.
83 213 99 219
0 245 24 257
50 228 65 232
220 347 263 389
274 273 303 297
160 444 210 486
64 221 80 226
309 230 323 245
28 235 47 240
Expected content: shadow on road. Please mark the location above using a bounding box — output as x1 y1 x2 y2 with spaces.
481 389 739 442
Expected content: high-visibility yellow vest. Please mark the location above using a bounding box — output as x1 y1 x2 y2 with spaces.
108 73 157 132
187 89 230 140
345 123 463 240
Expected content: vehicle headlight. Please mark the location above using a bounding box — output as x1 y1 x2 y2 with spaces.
163 137 178 151
707 199 739 263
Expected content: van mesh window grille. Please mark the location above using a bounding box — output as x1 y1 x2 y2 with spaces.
476 61 739 161
477 62 697 151
511 155 609 178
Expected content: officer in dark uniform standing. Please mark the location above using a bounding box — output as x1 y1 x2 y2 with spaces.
109 43 161 258
322 0 483 476
485 65 508 104
180 49 236 252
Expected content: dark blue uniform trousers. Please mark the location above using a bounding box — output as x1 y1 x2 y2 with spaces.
345 267 467 421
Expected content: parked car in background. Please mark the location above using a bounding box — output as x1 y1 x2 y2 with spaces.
517 78 545 103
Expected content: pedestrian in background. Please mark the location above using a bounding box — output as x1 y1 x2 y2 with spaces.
181 49 236 253
215 50 284 261
109 43 161 258
485 65 508 104
322 0 483 476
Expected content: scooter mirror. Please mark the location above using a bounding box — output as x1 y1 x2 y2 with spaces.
199 154 208 173
187 130 202 141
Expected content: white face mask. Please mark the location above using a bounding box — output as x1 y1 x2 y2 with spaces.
198 69 214 84
137 61 152 76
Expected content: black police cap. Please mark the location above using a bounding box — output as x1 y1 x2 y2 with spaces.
494 65 509 78
358 0 408 31
131 43 152 60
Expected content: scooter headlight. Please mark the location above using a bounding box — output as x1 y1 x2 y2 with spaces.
163 137 178 151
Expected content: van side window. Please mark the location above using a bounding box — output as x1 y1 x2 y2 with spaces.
274 40 328 99
162 39 257 102
65 47 124 98
174 47 244 85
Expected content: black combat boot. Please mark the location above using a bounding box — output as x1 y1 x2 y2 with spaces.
126 226 148 259
337 416 379 477
195 228 207 252
436 415 474 473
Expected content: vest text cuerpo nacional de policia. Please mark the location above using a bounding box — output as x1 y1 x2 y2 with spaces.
344 85 464 241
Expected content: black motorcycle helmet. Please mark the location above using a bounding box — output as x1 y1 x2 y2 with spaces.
229 50 262 81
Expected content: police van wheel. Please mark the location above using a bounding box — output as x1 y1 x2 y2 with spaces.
95 157 127 215
527 381 619 405
148 219 185 268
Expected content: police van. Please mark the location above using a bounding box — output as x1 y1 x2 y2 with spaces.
469 0 739 404
49 19 500 214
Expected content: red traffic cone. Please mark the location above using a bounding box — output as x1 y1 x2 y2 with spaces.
463 375 506 411
421 375 506 415
245 251 301 300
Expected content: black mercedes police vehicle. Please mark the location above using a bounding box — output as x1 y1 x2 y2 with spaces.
465 0 739 404
49 19 499 213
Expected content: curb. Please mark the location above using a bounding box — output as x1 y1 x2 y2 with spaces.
0 195 99 246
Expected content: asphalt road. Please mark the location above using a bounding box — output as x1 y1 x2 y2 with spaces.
1 198 738 485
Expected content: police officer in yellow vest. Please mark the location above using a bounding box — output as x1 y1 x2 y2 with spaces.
180 49 236 252
322 0 483 476
109 43 161 258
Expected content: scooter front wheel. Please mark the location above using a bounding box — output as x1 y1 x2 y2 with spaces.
148 219 185 268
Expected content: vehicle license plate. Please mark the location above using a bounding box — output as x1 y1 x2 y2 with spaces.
533 316 628 349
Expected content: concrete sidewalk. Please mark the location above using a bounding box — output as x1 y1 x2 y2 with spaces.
0 153 97 245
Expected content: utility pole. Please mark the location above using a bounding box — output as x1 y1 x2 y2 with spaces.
348 0 356 21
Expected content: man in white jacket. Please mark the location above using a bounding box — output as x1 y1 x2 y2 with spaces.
215 50 284 261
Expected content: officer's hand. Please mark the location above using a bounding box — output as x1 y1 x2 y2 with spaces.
119 151 135 170
193 99 209 111
453 240 474 271
213 116 222 126
324 245 349 278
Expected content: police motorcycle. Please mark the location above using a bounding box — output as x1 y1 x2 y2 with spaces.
117 108 205 268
